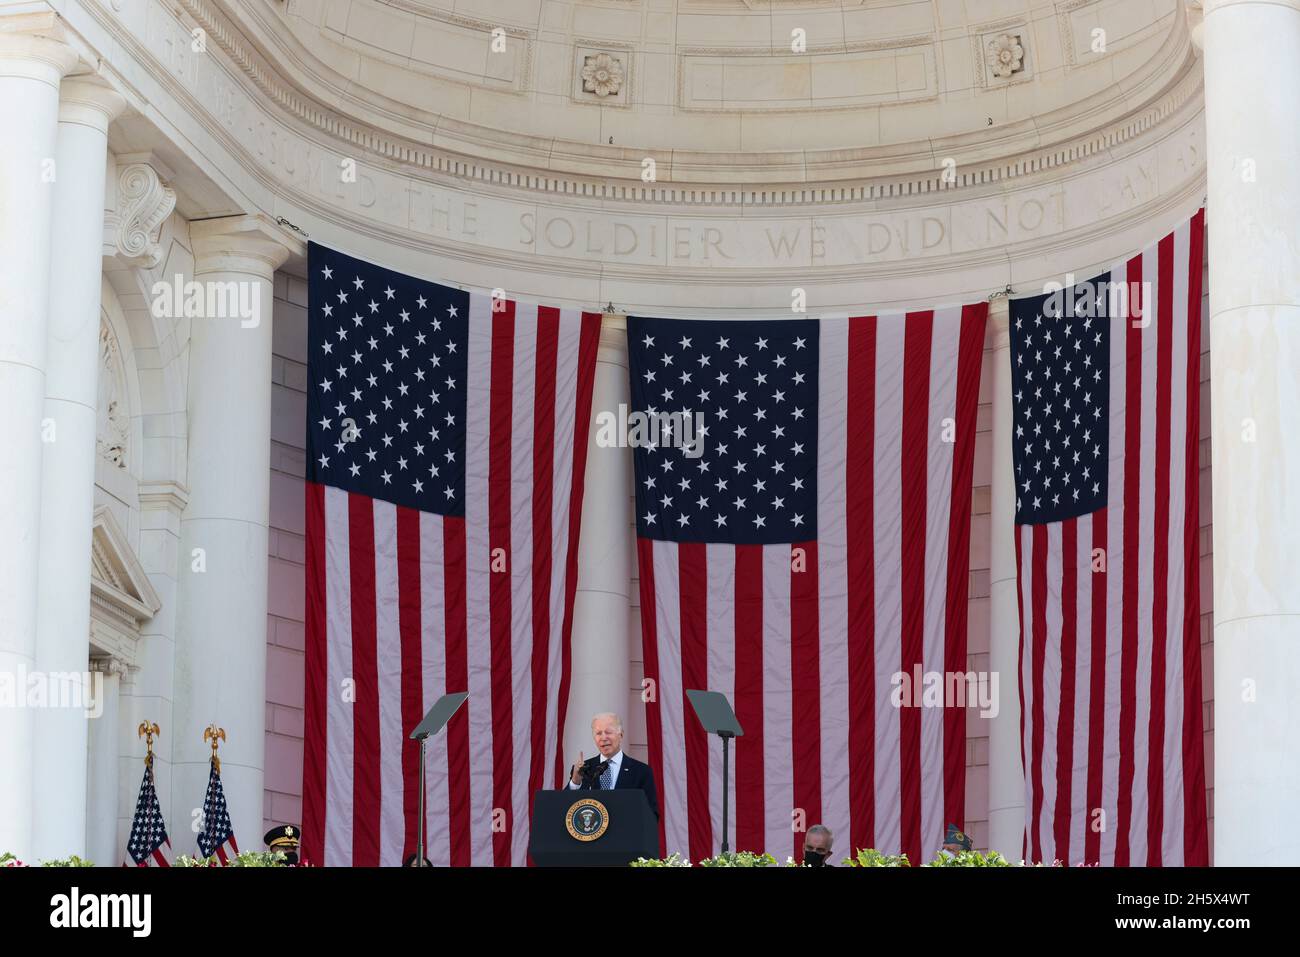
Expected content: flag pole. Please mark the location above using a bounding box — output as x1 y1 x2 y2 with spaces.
138 721 160 769
202 725 228 865
203 724 226 774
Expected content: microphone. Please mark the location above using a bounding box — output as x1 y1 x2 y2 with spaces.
580 757 611 789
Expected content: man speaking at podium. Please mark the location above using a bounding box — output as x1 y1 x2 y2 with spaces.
568 712 660 819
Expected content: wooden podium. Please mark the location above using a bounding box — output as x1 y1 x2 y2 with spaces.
528 790 660 866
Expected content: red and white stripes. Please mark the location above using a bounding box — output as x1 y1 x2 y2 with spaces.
304 295 600 866
1017 210 1207 866
638 304 986 864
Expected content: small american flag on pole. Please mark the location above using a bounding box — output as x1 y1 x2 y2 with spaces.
1010 209 1208 866
302 243 601 866
628 305 987 865
124 763 170 867
196 762 239 864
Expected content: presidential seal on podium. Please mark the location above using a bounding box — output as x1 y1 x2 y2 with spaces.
565 798 610 842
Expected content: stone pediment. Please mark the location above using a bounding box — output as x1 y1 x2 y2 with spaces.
90 506 160 632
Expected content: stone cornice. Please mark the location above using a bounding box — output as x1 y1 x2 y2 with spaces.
62 0 1206 297
148 0 1205 204
138 481 191 517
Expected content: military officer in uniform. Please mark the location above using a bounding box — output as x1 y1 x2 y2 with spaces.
264 824 302 865
941 823 973 857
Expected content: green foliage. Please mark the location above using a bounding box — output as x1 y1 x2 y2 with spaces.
629 850 777 867
173 850 289 867
231 850 289 867
922 850 1013 867
697 851 777 868
0 851 26 867
39 856 95 867
629 847 1035 869
628 852 691 867
843 848 911 867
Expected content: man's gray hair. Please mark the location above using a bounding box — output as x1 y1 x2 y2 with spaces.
807 824 834 847
591 712 624 732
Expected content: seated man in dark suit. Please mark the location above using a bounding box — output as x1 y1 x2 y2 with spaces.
802 824 835 867
567 712 659 819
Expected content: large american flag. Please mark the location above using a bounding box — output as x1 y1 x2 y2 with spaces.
302 243 601 866
124 763 170 867
1011 210 1208 865
628 305 987 864
196 762 239 864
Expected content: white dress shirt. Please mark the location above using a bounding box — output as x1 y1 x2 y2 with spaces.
568 750 623 790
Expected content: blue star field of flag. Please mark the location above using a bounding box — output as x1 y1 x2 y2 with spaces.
125 765 168 865
627 316 818 545
196 764 236 858
1009 272 1113 526
306 242 469 516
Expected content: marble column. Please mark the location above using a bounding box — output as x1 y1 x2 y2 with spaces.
31 80 127 862
564 314 634 761
171 215 298 851
86 658 126 867
0 28 79 862
1201 0 1300 865
985 296 1026 856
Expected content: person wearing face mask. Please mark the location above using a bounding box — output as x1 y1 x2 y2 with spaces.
802 824 835 866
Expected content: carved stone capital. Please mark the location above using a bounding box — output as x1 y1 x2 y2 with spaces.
597 313 628 363
0 21 79 83
988 295 1011 350
190 213 303 279
1186 1 1205 52
89 656 130 678
103 160 176 268
58 79 127 133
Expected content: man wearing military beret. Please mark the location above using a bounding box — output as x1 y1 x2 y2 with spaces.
264 824 302 865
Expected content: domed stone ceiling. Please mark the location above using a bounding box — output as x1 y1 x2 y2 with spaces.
217 0 1192 184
